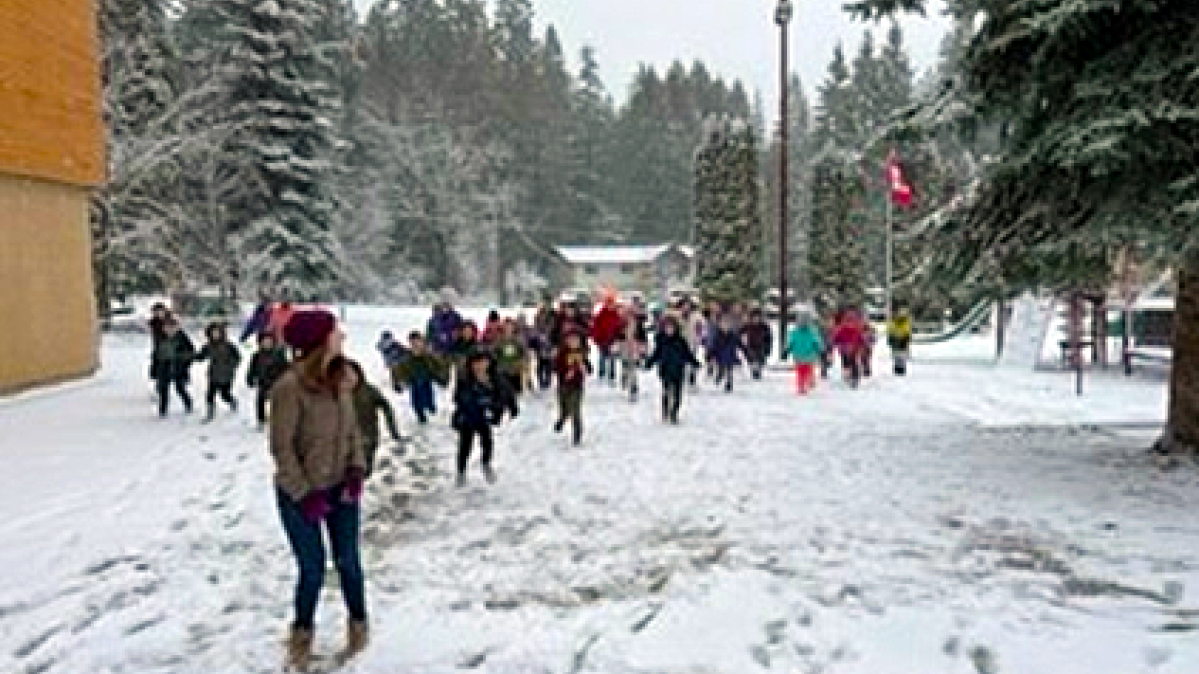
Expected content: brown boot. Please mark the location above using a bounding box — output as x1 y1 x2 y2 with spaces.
286 625 313 670
340 619 369 663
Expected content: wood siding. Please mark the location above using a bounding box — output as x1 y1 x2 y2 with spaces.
0 176 99 394
0 0 105 187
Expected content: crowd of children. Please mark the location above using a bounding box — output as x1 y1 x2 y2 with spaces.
143 295 918 669
148 296 915 467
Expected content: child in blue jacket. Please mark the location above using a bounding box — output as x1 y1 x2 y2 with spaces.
451 351 518 486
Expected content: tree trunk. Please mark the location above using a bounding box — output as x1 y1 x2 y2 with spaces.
90 195 112 322
1157 263 1199 455
995 295 1006 359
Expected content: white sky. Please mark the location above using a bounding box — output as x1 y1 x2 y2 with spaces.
350 0 951 112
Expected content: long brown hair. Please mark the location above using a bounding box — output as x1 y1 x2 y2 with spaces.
298 346 348 393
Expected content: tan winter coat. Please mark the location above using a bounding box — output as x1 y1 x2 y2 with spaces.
269 364 366 502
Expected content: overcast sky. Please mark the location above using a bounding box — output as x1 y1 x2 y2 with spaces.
350 0 951 111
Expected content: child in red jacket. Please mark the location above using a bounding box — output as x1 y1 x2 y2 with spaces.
553 331 592 446
590 298 624 385
831 311 868 388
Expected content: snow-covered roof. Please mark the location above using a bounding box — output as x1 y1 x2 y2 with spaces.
556 245 673 265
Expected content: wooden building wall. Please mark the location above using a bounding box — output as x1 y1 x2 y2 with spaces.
0 0 106 186
0 0 104 394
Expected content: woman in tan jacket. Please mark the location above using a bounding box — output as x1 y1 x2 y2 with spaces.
271 310 368 668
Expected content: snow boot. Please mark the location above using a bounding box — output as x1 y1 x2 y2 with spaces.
455 473 467 489
553 418 565 433
338 620 369 664
483 464 497 484
203 406 215 423
229 397 238 412
285 625 313 670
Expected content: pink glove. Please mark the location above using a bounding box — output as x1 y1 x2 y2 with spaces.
300 490 331 524
342 467 365 504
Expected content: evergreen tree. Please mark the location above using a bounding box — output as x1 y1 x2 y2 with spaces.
879 22 914 121
808 46 869 308
92 0 764 308
610 62 754 244
694 118 765 303
812 45 854 152
201 0 349 298
808 158 868 309
95 0 183 305
849 0 1199 453
849 31 882 145
565 46 619 242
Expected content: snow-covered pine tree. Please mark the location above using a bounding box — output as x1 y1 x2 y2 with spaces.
811 45 854 153
807 45 868 310
694 117 765 303
849 0 1199 453
94 0 182 306
879 23 914 125
199 0 349 300
808 156 868 310
786 74 814 290
564 45 620 242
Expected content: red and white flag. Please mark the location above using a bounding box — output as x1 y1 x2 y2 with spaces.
886 149 914 208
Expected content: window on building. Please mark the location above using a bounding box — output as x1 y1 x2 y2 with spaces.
620 264 636 274
583 265 598 275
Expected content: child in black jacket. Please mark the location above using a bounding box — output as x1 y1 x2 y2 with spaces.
195 322 242 421
451 352 518 487
153 318 196 417
247 332 290 427
645 316 701 424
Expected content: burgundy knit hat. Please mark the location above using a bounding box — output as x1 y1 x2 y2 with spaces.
284 310 337 356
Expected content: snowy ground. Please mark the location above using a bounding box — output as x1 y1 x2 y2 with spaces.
1 306 1196 674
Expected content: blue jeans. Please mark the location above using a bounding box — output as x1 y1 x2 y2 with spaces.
597 348 617 381
277 487 367 629
410 379 436 423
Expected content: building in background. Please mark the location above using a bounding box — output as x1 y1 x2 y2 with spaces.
0 1 105 393
555 245 695 302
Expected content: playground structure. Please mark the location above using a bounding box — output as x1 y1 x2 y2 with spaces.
909 284 1174 377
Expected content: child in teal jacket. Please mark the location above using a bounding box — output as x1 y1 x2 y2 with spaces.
785 316 825 395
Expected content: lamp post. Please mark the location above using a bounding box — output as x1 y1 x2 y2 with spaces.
775 0 794 355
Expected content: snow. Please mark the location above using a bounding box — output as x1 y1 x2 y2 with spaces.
556 245 674 265
1 305 1196 674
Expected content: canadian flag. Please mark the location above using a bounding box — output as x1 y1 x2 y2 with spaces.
886 150 914 208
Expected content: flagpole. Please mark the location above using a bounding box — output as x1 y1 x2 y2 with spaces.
885 194 893 323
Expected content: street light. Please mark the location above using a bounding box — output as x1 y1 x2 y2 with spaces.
775 0 793 354
776 0 793 25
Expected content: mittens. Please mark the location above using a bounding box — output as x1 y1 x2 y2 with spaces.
342 467 365 504
300 490 331 524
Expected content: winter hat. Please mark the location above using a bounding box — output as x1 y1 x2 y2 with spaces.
284 310 337 356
